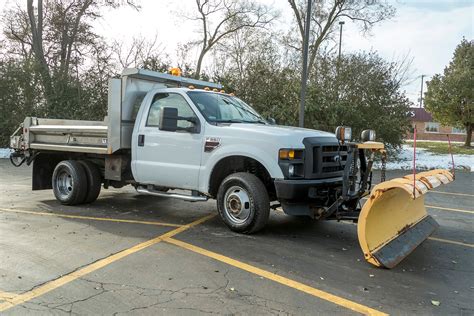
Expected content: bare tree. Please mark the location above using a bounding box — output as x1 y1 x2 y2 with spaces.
287 0 395 72
27 0 54 103
6 0 138 107
188 0 277 78
112 35 167 70
213 27 279 83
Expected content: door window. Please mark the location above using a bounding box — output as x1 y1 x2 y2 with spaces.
146 93 196 129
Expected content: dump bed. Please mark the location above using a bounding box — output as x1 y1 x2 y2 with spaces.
10 69 222 155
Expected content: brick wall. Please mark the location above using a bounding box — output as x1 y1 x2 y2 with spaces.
406 121 469 142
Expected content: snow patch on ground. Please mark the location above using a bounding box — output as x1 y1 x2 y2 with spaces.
375 145 472 172
0 148 12 158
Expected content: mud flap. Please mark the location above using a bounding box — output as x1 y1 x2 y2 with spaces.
357 169 453 268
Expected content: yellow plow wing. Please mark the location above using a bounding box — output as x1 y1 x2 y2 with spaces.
357 169 454 268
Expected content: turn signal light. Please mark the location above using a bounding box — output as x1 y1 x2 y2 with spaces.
279 149 303 160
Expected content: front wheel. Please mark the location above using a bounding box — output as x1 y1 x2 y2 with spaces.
217 172 270 234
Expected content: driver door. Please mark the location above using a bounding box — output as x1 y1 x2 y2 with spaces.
133 92 203 190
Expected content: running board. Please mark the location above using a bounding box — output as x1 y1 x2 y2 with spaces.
136 187 208 202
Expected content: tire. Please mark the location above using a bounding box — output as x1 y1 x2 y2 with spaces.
217 172 270 234
52 160 88 205
78 160 102 203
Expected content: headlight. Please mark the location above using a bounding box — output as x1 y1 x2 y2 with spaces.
335 126 352 142
361 129 376 142
279 149 304 160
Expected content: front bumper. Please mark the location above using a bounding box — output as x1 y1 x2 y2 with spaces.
274 177 343 200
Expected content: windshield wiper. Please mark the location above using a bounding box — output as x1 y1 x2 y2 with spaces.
241 120 267 124
213 119 244 123
213 119 267 124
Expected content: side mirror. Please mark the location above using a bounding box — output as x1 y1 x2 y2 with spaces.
159 107 178 132
267 117 276 125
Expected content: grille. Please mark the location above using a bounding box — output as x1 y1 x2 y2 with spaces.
311 144 348 178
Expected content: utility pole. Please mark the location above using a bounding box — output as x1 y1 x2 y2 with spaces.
419 74 425 108
299 0 312 128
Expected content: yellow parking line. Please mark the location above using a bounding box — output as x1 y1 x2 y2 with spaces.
0 208 183 227
426 205 474 214
0 213 215 312
0 290 17 301
430 191 474 197
164 237 387 316
428 237 474 248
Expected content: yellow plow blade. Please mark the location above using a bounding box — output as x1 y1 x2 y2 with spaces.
357 169 454 268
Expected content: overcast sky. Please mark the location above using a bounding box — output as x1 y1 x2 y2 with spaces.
1 0 473 105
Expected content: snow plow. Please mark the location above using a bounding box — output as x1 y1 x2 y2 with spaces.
357 169 454 268
310 130 454 269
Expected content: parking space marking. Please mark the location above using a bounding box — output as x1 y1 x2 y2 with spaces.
426 205 474 214
164 237 387 316
430 191 474 197
428 237 474 248
0 213 215 312
0 208 183 227
0 290 17 301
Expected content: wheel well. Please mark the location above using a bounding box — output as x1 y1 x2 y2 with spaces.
32 152 105 190
208 156 275 199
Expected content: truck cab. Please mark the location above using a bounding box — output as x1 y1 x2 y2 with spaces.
131 84 350 232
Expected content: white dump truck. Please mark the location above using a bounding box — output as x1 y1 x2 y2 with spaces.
9 68 453 268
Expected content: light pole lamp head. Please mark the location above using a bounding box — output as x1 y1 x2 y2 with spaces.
339 21 345 25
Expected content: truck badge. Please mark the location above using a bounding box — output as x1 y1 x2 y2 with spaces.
204 137 221 152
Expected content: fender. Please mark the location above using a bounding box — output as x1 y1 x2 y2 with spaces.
198 143 284 194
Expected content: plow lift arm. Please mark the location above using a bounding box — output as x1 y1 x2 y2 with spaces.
320 128 454 269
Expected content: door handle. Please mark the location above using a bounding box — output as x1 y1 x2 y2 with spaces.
138 134 145 147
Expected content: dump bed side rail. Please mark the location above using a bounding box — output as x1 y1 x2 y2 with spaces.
16 117 109 155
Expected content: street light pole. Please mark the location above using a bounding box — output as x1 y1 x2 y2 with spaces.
336 21 345 99
299 0 312 128
338 21 345 66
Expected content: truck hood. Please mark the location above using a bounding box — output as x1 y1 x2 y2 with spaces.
210 123 337 147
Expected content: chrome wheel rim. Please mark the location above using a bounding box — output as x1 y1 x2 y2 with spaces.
56 170 73 199
224 186 251 224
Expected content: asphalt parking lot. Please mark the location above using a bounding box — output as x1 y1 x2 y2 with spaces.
0 160 473 315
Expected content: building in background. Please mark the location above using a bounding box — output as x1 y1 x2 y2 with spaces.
407 107 469 142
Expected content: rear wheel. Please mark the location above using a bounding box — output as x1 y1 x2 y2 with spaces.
52 160 88 205
217 172 270 234
78 160 102 203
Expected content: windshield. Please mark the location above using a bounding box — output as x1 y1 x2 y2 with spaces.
187 91 266 124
